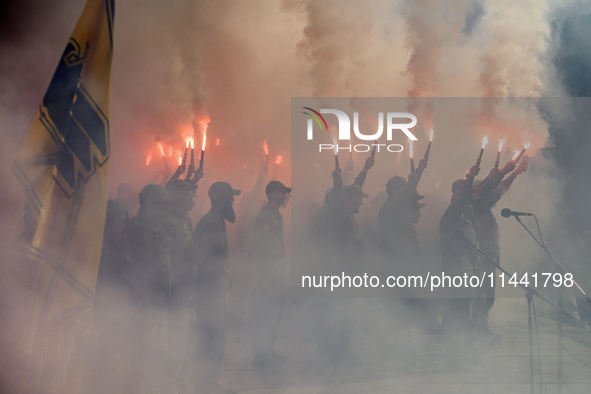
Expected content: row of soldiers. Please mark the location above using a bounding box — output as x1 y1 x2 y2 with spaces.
94 164 292 394
304 152 528 369
0 151 528 392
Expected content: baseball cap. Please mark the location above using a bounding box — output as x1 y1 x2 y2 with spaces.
208 181 241 201
343 184 369 199
413 192 425 201
139 184 172 206
386 176 407 191
265 180 292 197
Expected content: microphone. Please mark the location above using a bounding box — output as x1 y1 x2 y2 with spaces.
501 208 534 218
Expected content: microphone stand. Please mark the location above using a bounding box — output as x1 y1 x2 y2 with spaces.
509 214 590 394
457 233 575 394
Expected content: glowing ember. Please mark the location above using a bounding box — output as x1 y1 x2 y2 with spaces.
263 140 269 156
498 139 505 152
274 155 283 165
481 135 489 149
146 153 152 166
408 138 414 159
429 129 434 142
157 142 165 156
201 121 208 151
216 137 220 147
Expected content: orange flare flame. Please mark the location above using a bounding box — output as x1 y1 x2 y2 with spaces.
263 140 269 156
274 155 283 165
146 153 152 166
216 137 220 147
157 142 165 156
184 137 194 149
435 181 440 189
201 121 208 151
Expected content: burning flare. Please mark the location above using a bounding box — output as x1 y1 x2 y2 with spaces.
513 149 520 160
157 142 165 157
424 129 434 159
495 139 505 167
481 135 489 149
274 155 283 165
216 137 220 147
201 121 208 151
146 153 152 166
263 140 269 156
515 141 531 161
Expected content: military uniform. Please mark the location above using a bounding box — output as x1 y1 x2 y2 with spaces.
251 202 286 363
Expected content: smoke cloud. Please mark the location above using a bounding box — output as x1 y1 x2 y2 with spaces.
0 0 589 392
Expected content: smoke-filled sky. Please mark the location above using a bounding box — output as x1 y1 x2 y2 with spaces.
1 0 591 247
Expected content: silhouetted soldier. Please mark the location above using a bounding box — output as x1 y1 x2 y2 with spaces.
162 177 201 389
309 157 374 367
474 158 527 341
251 180 291 367
128 184 173 305
193 181 241 394
378 158 428 278
440 160 515 368
375 159 427 367
439 164 480 369
126 184 174 392
323 156 374 274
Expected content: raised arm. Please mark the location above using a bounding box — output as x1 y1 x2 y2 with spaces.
352 155 375 188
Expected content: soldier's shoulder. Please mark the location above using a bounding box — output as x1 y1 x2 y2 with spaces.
196 211 218 231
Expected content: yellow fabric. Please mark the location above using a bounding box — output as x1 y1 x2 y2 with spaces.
12 0 114 356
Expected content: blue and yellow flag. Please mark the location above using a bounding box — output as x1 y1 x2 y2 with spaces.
13 0 115 353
